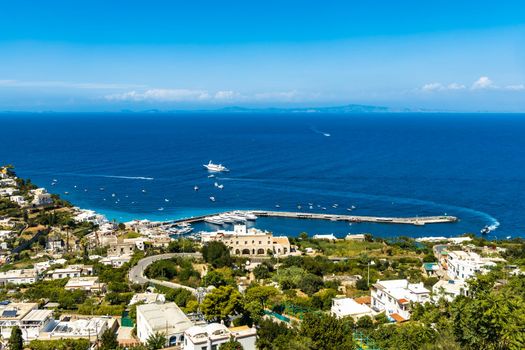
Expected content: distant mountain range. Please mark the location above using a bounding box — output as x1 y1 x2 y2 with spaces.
132 104 420 114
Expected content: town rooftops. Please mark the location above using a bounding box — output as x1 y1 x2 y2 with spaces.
390 313 406 323
0 302 38 320
331 298 374 319
21 309 53 323
137 302 193 334
185 323 256 345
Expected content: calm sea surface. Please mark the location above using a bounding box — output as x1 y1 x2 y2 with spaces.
1 112 525 239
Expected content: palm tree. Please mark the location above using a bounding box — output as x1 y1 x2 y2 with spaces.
146 332 167 350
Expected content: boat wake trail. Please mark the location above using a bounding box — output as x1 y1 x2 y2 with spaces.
51 172 154 181
310 126 331 137
96 175 154 180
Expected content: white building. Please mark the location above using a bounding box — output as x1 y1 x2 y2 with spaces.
201 224 291 257
129 293 166 306
0 269 38 285
100 255 131 268
0 218 15 228
73 209 109 226
30 188 53 207
432 279 469 302
345 234 366 241
446 251 496 281
136 302 193 347
9 195 27 206
371 279 430 322
312 234 337 241
64 277 105 293
45 316 113 341
331 298 375 320
0 303 53 341
20 309 55 340
0 187 18 197
183 323 257 350
45 265 93 280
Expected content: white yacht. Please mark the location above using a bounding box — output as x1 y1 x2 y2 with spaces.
203 161 229 172
205 216 223 225
209 196 216 202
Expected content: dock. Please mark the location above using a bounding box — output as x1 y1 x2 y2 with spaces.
161 210 458 226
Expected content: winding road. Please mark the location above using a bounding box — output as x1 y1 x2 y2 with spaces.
128 253 202 295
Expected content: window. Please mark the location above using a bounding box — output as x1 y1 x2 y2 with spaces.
201 346 208 350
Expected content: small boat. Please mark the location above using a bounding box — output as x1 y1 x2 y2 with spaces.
74 185 77 188
64 191 69 195
322 207 327 210
111 193 116 197
158 207 164 211
141 189 147 193
164 198 170 202
351 205 356 209
480 226 490 235
203 161 229 172
297 205 302 209
103 198 106 201
205 216 224 225
99 187 105 191
194 186 199 191
347 208 353 211
217 184 224 189
209 196 216 202
51 182 55 186
275 204 280 208
53 179 58 182
309 205 313 209
84 189 88 192
208 174 215 178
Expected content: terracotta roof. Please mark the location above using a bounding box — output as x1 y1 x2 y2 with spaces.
390 313 406 323
398 298 409 304
354 296 371 305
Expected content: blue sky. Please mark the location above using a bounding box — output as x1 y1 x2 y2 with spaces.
0 1 524 112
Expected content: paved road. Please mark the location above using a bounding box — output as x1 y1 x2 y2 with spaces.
128 252 202 295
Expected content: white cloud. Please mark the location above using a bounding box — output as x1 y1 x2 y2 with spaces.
106 89 213 102
447 83 466 90
0 79 144 89
471 76 494 90
105 89 247 102
421 82 465 92
505 84 525 91
254 90 300 101
214 90 240 100
105 88 315 103
421 83 444 92
421 77 524 93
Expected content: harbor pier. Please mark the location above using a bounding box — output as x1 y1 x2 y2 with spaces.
160 210 458 226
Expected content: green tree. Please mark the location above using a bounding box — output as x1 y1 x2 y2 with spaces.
202 270 229 287
9 326 23 350
298 273 324 295
356 278 369 291
253 264 271 280
219 337 243 350
100 329 118 350
300 313 354 350
450 291 525 349
201 285 242 322
256 319 296 350
146 332 166 350
202 241 232 268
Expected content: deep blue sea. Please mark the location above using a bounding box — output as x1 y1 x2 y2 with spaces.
1 113 525 239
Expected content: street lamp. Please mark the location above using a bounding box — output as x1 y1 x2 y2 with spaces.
367 260 376 287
